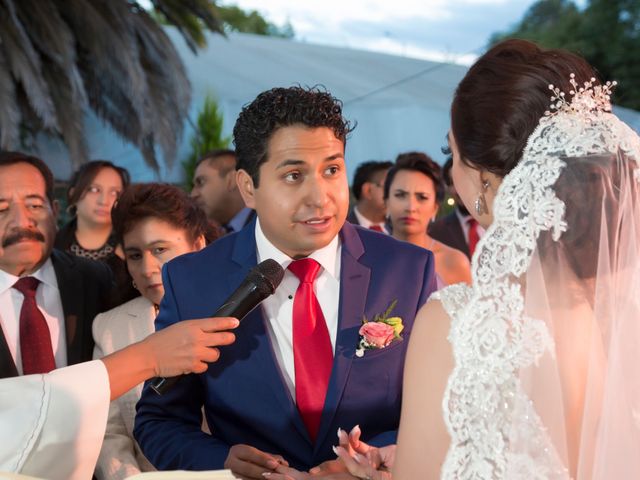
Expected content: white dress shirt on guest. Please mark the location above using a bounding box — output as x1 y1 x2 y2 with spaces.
455 208 486 244
255 219 341 401
353 206 389 234
0 258 67 374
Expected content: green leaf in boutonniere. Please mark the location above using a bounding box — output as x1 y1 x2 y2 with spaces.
383 316 404 338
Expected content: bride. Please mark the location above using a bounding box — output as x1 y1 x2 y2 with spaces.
272 39 640 479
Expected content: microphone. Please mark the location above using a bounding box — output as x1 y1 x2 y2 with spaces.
150 258 285 395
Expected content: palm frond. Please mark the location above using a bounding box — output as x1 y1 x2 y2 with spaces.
15 0 88 109
0 0 58 130
0 47 21 148
133 9 191 169
56 0 149 123
40 60 88 168
0 0 223 172
151 0 224 52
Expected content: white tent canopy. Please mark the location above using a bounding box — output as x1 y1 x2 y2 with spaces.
38 31 640 184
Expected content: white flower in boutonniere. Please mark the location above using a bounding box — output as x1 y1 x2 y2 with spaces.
355 299 404 357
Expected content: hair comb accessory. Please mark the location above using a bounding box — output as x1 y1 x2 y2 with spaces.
544 73 617 121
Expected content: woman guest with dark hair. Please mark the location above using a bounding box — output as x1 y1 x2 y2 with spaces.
91 183 220 480
56 160 130 261
55 160 137 306
384 152 471 286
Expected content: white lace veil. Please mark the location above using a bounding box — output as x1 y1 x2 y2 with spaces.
443 78 640 479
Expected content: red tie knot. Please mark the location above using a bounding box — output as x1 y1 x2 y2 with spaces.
13 277 40 297
467 217 478 228
288 258 322 284
369 224 383 232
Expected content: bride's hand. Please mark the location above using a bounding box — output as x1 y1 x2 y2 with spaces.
264 465 311 479
334 426 395 480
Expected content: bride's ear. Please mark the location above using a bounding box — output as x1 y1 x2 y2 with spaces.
475 171 503 219
480 171 503 197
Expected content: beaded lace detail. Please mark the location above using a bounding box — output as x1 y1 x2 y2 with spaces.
433 80 640 479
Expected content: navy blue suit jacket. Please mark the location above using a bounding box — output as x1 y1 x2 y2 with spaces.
134 220 436 470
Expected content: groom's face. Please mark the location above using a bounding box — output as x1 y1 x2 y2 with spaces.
238 125 349 258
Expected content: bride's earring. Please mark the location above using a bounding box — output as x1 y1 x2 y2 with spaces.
475 180 490 216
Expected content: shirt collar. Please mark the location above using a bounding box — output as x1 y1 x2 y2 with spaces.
455 207 473 225
227 207 253 233
0 257 58 295
353 206 388 233
255 218 340 280
353 206 373 229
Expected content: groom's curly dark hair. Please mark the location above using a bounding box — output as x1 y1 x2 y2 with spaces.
233 86 354 187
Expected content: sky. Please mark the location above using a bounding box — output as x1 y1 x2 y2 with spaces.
222 0 544 65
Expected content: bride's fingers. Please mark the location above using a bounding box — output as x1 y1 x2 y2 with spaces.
332 446 369 477
262 474 293 480
266 464 309 479
348 424 362 450
349 425 373 455
337 428 357 457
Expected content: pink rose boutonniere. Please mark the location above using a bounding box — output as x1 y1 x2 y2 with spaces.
356 300 404 357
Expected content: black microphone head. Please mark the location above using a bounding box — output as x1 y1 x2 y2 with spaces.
249 259 285 296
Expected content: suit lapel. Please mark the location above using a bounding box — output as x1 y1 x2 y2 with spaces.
230 221 312 444
51 250 86 365
314 223 370 450
0 326 18 378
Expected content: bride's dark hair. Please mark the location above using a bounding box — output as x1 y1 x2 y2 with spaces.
451 39 596 177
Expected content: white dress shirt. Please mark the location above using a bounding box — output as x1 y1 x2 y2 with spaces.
456 208 486 244
0 259 67 374
255 219 341 401
353 206 389 234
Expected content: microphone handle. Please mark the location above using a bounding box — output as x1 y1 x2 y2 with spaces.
149 281 266 395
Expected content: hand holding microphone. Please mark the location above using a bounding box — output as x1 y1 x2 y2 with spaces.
149 259 285 394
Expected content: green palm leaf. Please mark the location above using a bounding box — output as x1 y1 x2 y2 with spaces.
0 0 224 171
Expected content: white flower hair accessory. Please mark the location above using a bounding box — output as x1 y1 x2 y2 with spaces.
545 73 617 120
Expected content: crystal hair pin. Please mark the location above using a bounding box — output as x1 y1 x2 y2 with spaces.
544 73 617 119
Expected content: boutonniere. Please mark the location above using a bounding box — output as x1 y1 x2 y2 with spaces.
356 299 404 357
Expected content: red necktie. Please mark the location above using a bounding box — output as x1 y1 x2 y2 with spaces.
468 218 480 257
288 259 333 442
13 277 55 375
369 224 383 233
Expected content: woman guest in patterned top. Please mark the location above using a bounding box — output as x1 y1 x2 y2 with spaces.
55 160 137 305
92 183 220 480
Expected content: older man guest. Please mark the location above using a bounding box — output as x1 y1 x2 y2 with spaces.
0 152 112 379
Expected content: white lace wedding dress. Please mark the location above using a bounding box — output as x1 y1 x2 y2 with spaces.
433 78 640 479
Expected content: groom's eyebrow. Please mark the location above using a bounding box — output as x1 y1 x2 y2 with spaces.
276 159 305 169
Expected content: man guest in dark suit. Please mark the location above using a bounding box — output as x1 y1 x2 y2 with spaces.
428 157 484 259
191 149 255 234
135 86 437 479
0 152 113 379
347 160 392 233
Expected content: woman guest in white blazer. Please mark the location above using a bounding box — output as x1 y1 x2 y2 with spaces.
92 183 221 480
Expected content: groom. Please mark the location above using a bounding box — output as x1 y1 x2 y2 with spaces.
134 86 437 478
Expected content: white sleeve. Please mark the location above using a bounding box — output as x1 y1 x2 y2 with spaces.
0 360 110 480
